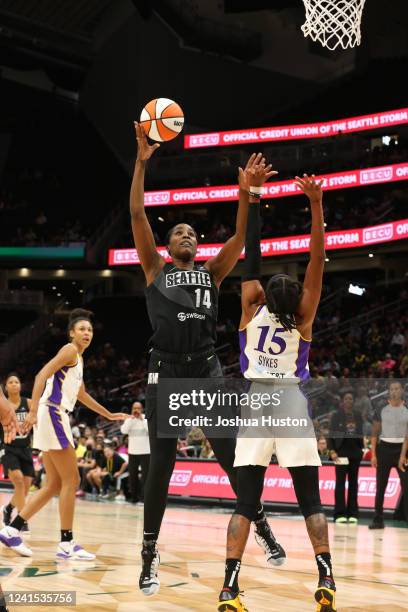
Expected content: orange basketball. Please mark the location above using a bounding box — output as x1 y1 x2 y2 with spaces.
140 98 184 142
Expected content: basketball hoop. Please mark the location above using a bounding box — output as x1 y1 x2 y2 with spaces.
301 0 367 51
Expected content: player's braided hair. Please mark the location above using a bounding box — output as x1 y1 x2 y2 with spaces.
265 274 302 332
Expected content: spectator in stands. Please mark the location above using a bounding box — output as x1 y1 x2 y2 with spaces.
379 353 396 373
317 437 329 459
120 402 150 504
86 442 107 495
400 352 408 376
328 392 364 524
187 427 205 456
76 439 97 498
100 444 128 499
176 439 188 457
74 435 87 460
370 381 408 529
391 328 406 353
200 439 215 459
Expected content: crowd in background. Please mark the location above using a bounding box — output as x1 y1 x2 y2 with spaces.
1 137 407 248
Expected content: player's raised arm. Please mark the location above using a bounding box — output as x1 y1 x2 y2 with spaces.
239 173 275 327
205 154 277 287
130 123 166 285
296 174 325 331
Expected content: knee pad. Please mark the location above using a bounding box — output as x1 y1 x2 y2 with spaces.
234 502 259 522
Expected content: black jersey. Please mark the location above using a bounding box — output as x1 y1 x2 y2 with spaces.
1 397 31 449
145 262 218 353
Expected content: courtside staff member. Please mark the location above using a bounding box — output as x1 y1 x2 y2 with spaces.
370 381 408 529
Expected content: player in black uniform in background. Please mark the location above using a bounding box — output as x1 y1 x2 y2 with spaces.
0 374 34 533
131 123 283 596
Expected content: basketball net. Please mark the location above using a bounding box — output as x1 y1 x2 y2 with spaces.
301 0 367 51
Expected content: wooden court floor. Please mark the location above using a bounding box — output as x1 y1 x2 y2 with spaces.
0 492 407 611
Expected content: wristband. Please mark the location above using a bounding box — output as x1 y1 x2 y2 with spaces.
249 191 261 199
249 185 262 195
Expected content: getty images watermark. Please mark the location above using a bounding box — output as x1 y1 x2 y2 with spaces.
167 389 308 429
156 378 315 438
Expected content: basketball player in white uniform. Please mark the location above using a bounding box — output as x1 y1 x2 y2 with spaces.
218 175 336 612
0 309 128 559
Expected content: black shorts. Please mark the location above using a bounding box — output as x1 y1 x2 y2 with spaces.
145 347 223 423
2 446 35 478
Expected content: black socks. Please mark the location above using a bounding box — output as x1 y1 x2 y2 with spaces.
316 552 335 584
223 558 241 593
61 530 73 543
10 514 25 531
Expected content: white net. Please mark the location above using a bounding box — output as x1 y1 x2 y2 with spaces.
301 0 367 51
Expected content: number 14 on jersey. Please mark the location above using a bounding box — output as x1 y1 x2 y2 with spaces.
195 288 211 308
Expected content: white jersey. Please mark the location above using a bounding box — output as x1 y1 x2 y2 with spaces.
40 345 83 413
239 305 311 381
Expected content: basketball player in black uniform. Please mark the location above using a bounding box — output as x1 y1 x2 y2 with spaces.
1 374 34 533
131 123 283 596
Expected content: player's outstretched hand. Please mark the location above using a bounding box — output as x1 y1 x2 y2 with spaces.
295 173 322 205
239 153 278 192
1 407 19 444
21 412 37 436
134 121 160 161
108 412 132 421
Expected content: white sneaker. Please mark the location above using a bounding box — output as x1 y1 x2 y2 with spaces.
139 545 160 596
56 540 95 561
0 526 32 556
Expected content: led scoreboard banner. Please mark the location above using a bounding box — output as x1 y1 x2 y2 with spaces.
109 217 408 266
142 162 408 207
184 107 408 149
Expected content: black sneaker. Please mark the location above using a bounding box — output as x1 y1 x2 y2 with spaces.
1 505 12 527
139 543 160 596
254 517 286 566
368 518 384 530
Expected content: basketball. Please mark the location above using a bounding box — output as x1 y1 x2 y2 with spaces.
140 98 184 142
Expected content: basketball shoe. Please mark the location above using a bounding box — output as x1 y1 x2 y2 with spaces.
218 588 248 612
0 526 32 556
315 578 337 612
139 543 160 596
56 541 95 560
254 517 286 566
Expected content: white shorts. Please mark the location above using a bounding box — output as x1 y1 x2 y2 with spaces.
234 436 321 468
33 402 74 452
233 381 321 468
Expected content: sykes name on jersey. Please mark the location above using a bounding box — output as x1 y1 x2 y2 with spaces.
166 269 211 288
239 304 311 381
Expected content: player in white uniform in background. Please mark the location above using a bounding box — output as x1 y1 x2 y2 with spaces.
218 175 336 612
0 309 128 559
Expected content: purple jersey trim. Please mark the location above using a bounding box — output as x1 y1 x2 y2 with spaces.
48 366 69 405
48 404 70 448
239 329 249 376
295 337 311 381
